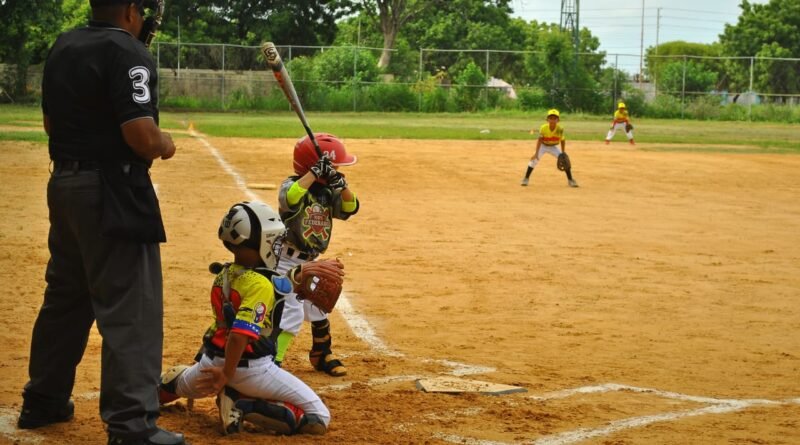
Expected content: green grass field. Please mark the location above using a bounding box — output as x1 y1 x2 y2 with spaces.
1 104 798 152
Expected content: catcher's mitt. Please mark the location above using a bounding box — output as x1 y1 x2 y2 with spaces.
625 122 634 132
557 152 571 171
289 258 344 313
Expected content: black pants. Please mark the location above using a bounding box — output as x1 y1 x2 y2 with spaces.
23 167 163 439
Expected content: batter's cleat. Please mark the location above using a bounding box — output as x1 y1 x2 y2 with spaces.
310 350 347 377
520 177 529 186
568 179 579 188
18 399 74 429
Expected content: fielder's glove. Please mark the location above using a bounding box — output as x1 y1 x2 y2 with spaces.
625 122 634 132
327 172 348 191
557 152 571 171
288 258 344 313
309 156 333 179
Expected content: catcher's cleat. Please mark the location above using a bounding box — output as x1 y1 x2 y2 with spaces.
158 364 189 405
217 387 244 435
297 413 328 435
18 400 74 429
237 399 305 435
520 177 529 186
568 179 579 188
310 350 347 377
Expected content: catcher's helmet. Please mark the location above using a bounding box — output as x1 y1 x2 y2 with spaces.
218 201 286 270
293 133 357 178
546 108 560 118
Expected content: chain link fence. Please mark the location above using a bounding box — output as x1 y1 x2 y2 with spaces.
5 42 799 120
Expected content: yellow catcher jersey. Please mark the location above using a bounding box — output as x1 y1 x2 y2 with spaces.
539 123 565 146
206 264 276 355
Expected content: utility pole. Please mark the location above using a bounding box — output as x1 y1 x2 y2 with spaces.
654 7 661 95
639 0 645 85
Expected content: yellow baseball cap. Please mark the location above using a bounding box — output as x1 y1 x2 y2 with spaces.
618 102 627 109
546 109 560 118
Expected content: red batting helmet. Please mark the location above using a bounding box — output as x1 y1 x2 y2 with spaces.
293 133 357 178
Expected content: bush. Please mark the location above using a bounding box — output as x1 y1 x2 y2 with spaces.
645 95 682 118
421 87 452 112
686 95 722 120
361 82 417 111
516 87 547 110
454 61 487 112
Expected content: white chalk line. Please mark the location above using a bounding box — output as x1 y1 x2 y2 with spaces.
434 383 799 445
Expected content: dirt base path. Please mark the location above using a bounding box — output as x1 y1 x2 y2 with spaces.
1 136 798 445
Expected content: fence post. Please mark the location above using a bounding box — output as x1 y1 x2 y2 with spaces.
681 55 687 118
748 56 754 121
353 46 358 112
418 49 424 112
221 44 226 110
613 54 618 111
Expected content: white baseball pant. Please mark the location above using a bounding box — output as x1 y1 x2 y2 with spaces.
528 144 563 169
606 122 633 141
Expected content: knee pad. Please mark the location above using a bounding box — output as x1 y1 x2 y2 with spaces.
158 364 189 405
235 398 306 435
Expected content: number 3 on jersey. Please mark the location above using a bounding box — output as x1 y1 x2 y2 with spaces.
128 66 151 104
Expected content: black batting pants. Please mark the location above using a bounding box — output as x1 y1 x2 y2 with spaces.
23 167 163 439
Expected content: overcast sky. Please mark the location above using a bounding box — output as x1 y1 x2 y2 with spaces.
511 0 769 73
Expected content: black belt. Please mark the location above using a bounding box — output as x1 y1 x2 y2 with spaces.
53 160 101 171
286 247 311 261
203 350 253 368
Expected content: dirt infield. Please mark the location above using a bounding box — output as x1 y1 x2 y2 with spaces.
1 135 799 445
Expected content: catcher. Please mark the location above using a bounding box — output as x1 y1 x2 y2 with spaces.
521 109 578 188
605 102 635 145
158 201 344 436
269 133 359 377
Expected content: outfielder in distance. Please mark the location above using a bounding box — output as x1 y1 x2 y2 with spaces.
158 201 342 436
605 102 635 145
270 133 359 377
521 109 579 188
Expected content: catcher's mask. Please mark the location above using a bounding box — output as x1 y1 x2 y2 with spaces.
218 201 286 270
293 133 357 179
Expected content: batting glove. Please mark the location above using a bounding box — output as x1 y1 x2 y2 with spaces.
328 172 348 191
309 156 333 179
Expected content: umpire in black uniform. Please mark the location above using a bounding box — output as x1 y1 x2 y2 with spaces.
19 1 185 444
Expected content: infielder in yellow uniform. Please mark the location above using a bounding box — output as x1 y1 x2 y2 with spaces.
605 102 635 145
521 109 578 188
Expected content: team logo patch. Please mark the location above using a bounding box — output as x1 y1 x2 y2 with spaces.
254 303 266 323
302 203 331 241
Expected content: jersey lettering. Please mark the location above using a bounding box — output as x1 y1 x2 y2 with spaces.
128 66 151 103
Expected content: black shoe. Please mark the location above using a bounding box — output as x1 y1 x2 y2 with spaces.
17 399 74 429
108 428 187 445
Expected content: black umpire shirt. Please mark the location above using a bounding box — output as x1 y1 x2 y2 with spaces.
42 20 159 164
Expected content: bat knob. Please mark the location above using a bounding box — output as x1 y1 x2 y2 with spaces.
209 262 224 274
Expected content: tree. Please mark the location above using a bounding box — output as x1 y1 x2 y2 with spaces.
0 0 64 99
657 60 718 96
719 0 800 93
359 0 430 69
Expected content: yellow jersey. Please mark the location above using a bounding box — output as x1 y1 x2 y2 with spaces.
613 109 629 124
539 123 565 146
205 264 277 356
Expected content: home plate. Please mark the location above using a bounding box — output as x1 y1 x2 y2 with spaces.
248 183 277 190
416 376 526 395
